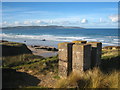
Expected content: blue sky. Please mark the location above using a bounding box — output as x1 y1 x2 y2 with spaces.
2 2 118 28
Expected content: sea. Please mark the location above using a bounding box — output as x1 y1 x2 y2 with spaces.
1 26 119 48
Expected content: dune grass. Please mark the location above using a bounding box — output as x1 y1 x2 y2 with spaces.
102 49 120 59
2 54 43 68
2 54 58 75
55 68 119 88
0 41 24 46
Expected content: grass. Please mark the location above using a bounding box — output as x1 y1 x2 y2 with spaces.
2 54 43 68
2 54 58 88
0 41 24 46
53 75 60 79
3 55 59 75
2 41 32 57
102 49 120 59
55 68 119 88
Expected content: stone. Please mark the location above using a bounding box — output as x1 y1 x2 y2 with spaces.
58 42 74 77
42 39 46 41
72 44 91 72
88 42 102 67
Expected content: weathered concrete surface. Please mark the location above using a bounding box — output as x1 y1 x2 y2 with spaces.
88 42 102 67
58 41 102 77
72 40 87 44
58 42 74 77
72 44 91 72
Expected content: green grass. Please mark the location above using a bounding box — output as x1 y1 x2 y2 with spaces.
2 54 43 68
2 54 58 88
2 52 58 74
0 41 24 46
53 75 60 79
102 49 120 59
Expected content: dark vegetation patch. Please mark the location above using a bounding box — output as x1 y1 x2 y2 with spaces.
1 41 32 56
100 49 120 73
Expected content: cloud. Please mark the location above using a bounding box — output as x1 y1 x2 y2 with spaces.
99 18 107 23
34 20 41 24
2 21 8 27
99 18 102 23
109 15 119 22
81 19 88 24
23 20 32 25
14 21 19 25
2 21 7 25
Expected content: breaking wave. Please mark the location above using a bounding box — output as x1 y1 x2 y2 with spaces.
1 33 89 42
0 33 119 46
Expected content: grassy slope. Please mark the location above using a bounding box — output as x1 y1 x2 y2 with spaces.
1 41 58 88
2 55 58 88
2 41 120 88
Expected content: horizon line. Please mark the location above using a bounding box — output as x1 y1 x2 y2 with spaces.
1 25 118 29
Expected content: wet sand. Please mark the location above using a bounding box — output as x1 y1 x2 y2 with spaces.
27 45 58 58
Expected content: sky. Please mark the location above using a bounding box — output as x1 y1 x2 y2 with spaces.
2 2 119 28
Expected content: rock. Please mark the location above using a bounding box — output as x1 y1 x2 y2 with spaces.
42 39 46 41
34 45 40 47
0 40 8 43
46 48 51 51
33 45 58 51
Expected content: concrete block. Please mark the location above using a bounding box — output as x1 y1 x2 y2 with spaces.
58 42 74 77
88 42 102 67
72 44 91 72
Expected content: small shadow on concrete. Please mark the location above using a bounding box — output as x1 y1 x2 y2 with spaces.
2 68 41 88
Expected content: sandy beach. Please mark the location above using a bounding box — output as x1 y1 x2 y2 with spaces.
27 45 58 58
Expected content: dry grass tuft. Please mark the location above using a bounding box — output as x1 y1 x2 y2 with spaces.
55 68 119 88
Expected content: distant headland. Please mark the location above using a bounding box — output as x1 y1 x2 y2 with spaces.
2 25 84 29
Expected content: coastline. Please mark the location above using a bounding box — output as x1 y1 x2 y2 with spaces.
2 38 119 48
27 44 120 58
2 38 61 48
1 40 119 58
